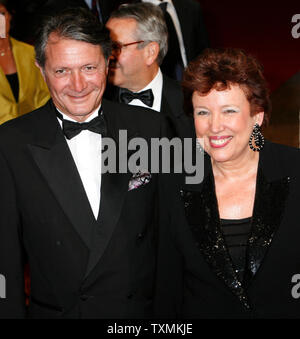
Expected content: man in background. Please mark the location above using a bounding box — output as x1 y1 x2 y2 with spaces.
105 2 193 138
130 0 209 80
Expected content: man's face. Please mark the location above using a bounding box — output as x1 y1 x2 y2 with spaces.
106 18 148 91
40 34 108 122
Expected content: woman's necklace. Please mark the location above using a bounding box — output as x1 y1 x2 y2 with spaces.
0 45 10 57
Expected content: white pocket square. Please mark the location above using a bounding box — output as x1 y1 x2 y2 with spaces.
128 171 152 191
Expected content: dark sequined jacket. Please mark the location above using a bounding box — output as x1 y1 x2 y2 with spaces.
155 140 300 319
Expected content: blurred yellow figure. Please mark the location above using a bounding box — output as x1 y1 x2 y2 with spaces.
0 1 49 124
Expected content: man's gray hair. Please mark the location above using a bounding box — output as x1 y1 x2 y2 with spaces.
110 3 168 65
35 7 112 68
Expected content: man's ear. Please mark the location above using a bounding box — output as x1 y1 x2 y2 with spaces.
144 41 160 66
35 61 46 81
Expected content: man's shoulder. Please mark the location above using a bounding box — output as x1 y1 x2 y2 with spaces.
103 98 162 121
0 101 51 143
102 98 168 138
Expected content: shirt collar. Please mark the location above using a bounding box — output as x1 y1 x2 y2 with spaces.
137 68 163 112
56 105 101 127
138 68 162 93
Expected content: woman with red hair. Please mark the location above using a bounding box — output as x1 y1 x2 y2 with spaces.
156 48 300 318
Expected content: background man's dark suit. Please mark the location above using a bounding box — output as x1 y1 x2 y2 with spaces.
130 0 209 66
0 99 165 319
159 75 194 138
171 0 208 63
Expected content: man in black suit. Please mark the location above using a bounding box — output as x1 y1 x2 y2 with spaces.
130 0 209 80
105 2 193 138
0 7 166 319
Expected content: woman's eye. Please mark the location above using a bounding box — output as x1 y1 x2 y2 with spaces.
195 110 209 116
224 109 238 114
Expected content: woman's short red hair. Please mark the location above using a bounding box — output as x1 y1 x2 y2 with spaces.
182 48 271 126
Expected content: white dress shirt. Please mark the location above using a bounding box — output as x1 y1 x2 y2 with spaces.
57 106 102 220
128 68 163 112
142 0 188 67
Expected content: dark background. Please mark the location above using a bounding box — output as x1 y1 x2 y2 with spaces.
199 0 299 91
198 0 300 147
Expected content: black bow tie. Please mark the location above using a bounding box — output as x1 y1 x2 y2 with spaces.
56 108 107 140
119 88 154 107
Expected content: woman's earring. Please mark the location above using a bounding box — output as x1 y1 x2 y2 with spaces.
196 138 204 153
249 123 264 152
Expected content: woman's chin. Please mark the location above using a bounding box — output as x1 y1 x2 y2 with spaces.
207 148 235 163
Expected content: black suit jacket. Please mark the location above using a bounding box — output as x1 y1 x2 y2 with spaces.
172 0 209 63
0 99 166 319
105 74 194 138
131 0 209 64
156 141 300 318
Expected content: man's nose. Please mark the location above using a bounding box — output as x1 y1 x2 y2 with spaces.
71 71 87 92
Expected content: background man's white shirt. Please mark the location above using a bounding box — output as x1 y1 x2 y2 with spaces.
127 68 163 112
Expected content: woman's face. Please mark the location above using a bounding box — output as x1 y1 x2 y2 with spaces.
0 4 11 38
192 84 264 164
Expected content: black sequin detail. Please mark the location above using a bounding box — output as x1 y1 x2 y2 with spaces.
181 174 251 310
181 171 290 310
245 171 290 284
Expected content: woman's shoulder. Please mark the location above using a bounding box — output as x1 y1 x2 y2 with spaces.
264 140 299 159
10 37 35 55
262 140 300 178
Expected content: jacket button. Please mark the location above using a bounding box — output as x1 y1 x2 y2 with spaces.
137 233 144 240
80 295 90 301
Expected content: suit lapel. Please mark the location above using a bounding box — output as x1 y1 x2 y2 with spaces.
83 171 132 280
82 99 136 281
181 144 291 309
181 163 251 309
27 101 95 250
244 158 291 285
171 0 189 58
